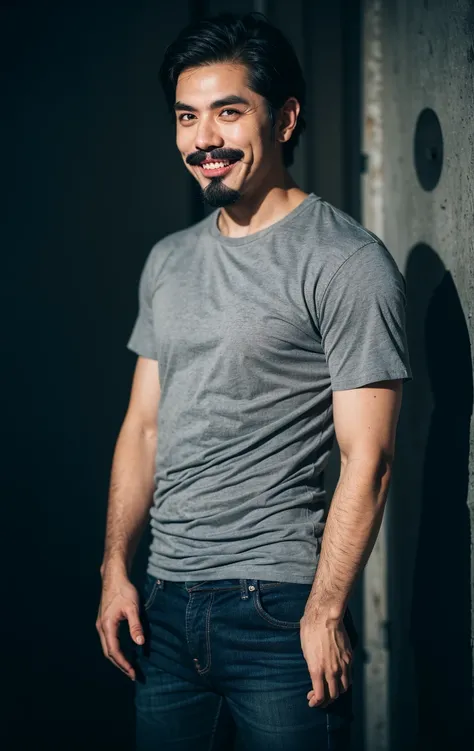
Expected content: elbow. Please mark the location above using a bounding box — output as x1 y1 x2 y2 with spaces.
340 447 395 489
141 424 158 443
376 450 394 486
122 414 158 443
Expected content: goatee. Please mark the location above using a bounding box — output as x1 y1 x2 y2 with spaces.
202 177 241 208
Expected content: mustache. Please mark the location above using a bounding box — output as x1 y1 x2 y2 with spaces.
186 148 244 166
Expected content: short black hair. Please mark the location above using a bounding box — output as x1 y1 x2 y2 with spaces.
159 12 306 167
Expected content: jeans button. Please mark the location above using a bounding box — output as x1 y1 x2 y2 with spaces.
248 585 256 592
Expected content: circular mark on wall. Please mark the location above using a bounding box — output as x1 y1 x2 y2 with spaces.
414 108 444 191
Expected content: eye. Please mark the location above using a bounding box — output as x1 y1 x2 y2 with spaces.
220 108 241 118
178 113 196 123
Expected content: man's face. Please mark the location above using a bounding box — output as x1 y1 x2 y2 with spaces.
175 63 278 208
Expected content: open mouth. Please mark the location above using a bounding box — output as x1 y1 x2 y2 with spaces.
198 160 238 178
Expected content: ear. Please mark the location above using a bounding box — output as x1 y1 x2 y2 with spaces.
276 97 300 143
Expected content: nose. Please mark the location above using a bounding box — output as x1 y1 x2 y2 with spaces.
194 114 224 152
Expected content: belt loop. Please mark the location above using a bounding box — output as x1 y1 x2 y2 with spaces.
240 578 249 599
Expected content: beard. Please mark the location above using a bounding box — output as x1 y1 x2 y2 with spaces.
201 177 241 208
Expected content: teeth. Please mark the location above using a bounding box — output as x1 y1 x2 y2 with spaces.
202 161 230 170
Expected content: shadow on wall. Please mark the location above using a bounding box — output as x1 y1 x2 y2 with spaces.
389 243 473 751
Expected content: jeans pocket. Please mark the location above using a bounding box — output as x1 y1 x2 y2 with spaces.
252 581 312 630
143 574 161 612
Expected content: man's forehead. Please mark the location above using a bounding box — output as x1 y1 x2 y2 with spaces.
176 62 253 101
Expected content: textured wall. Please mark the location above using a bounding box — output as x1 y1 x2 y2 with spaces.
380 1 474 749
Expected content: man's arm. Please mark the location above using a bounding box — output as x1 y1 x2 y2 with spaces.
96 356 160 680
300 379 403 708
101 355 160 576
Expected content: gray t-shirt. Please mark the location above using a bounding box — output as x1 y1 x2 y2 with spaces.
127 193 412 583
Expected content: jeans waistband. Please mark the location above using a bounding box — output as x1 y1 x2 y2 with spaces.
171 578 253 597
159 577 296 599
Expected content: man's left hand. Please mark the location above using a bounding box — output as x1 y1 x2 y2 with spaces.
300 609 353 708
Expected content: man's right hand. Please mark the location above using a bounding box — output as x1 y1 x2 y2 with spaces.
96 568 145 681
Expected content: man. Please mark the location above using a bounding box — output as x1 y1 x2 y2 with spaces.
96 12 411 751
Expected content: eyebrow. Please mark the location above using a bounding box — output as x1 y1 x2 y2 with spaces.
174 95 250 112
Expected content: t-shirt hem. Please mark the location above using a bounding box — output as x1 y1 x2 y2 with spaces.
146 562 318 585
126 341 158 360
331 368 412 391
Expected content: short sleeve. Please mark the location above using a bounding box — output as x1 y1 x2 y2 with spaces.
126 248 158 360
318 242 412 391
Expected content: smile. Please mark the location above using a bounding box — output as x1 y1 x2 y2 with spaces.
198 160 238 177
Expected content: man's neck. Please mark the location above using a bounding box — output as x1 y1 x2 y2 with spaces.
216 178 310 239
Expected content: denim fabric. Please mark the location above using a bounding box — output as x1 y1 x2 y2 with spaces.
135 574 357 750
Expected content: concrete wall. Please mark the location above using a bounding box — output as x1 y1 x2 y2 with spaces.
368 0 474 748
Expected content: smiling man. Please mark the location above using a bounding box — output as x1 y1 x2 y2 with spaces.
96 13 412 751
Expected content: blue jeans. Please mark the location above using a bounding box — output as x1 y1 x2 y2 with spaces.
135 574 357 750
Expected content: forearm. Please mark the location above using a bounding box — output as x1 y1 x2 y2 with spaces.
306 455 392 623
101 419 157 577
